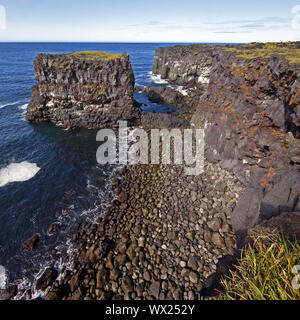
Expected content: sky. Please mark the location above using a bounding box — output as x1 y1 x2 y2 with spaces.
0 0 300 42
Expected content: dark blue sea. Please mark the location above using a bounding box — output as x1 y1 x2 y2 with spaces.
0 42 193 296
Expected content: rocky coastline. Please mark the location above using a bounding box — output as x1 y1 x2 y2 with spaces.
2 43 300 300
43 161 243 300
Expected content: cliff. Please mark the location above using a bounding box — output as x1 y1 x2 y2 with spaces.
26 51 141 129
151 43 300 240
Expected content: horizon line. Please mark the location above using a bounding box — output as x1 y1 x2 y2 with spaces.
0 41 246 44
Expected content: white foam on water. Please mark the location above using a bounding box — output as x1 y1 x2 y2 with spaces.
0 265 7 289
149 72 169 84
0 100 25 110
18 103 28 111
17 103 29 121
0 161 41 187
166 84 189 96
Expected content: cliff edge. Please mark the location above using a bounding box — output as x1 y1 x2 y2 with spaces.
150 42 300 240
26 51 141 129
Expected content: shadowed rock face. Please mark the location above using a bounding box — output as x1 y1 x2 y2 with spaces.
26 51 141 129
151 43 300 235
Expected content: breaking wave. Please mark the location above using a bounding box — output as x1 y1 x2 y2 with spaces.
0 161 41 187
149 72 169 84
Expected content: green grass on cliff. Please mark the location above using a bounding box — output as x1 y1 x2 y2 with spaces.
219 231 300 300
223 42 300 64
67 51 123 61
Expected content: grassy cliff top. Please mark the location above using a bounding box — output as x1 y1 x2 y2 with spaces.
67 51 124 61
222 42 300 64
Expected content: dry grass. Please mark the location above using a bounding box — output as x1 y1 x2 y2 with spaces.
68 51 123 61
223 42 300 64
219 231 300 300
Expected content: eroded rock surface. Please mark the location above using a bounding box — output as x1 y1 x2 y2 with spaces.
26 51 141 129
150 43 300 237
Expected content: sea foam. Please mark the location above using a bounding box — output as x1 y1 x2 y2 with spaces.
149 72 169 84
0 100 25 110
0 161 41 187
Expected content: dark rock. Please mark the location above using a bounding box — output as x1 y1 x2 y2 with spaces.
26 52 141 129
260 171 300 221
36 268 58 291
200 254 237 298
0 285 18 300
110 269 120 281
122 276 134 294
149 281 161 300
45 287 65 300
47 222 60 235
142 86 185 106
259 211 300 241
187 257 199 271
22 234 41 252
96 266 109 289
141 113 189 129
231 187 263 234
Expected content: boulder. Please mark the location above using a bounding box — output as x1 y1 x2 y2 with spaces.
22 234 41 252
36 268 58 291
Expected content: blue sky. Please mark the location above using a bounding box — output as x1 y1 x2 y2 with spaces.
0 0 299 42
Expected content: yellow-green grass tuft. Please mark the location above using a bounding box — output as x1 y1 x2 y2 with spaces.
219 230 300 300
67 51 123 61
223 42 300 64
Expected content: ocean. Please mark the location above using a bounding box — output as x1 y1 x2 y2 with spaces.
0 42 190 295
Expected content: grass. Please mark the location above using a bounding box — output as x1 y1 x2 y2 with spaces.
67 51 123 61
219 230 300 300
223 42 300 64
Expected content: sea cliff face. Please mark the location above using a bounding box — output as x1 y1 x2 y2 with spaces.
151 43 300 238
26 51 140 129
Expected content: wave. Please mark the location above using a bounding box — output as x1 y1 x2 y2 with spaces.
167 84 189 96
0 100 26 110
19 103 28 111
0 161 41 188
148 72 169 84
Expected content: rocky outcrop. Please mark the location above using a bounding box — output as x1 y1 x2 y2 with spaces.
26 51 141 129
153 45 213 88
22 234 40 252
150 43 300 238
35 268 58 291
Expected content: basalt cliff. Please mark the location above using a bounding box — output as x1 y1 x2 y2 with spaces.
26 51 141 129
149 43 300 243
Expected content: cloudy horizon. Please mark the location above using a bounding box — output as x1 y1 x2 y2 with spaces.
0 0 299 43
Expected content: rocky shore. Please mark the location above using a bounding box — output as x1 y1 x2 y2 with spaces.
44 160 243 300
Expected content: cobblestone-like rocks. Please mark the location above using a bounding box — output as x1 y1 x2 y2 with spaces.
46 161 243 300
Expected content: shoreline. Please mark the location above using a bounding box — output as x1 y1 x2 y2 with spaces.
44 156 244 300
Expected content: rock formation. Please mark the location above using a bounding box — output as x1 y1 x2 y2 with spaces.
26 51 141 129
149 43 300 239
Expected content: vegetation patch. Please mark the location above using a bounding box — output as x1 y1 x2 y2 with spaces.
223 42 300 64
67 51 123 61
219 230 300 300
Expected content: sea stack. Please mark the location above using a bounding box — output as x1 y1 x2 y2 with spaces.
26 51 141 129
